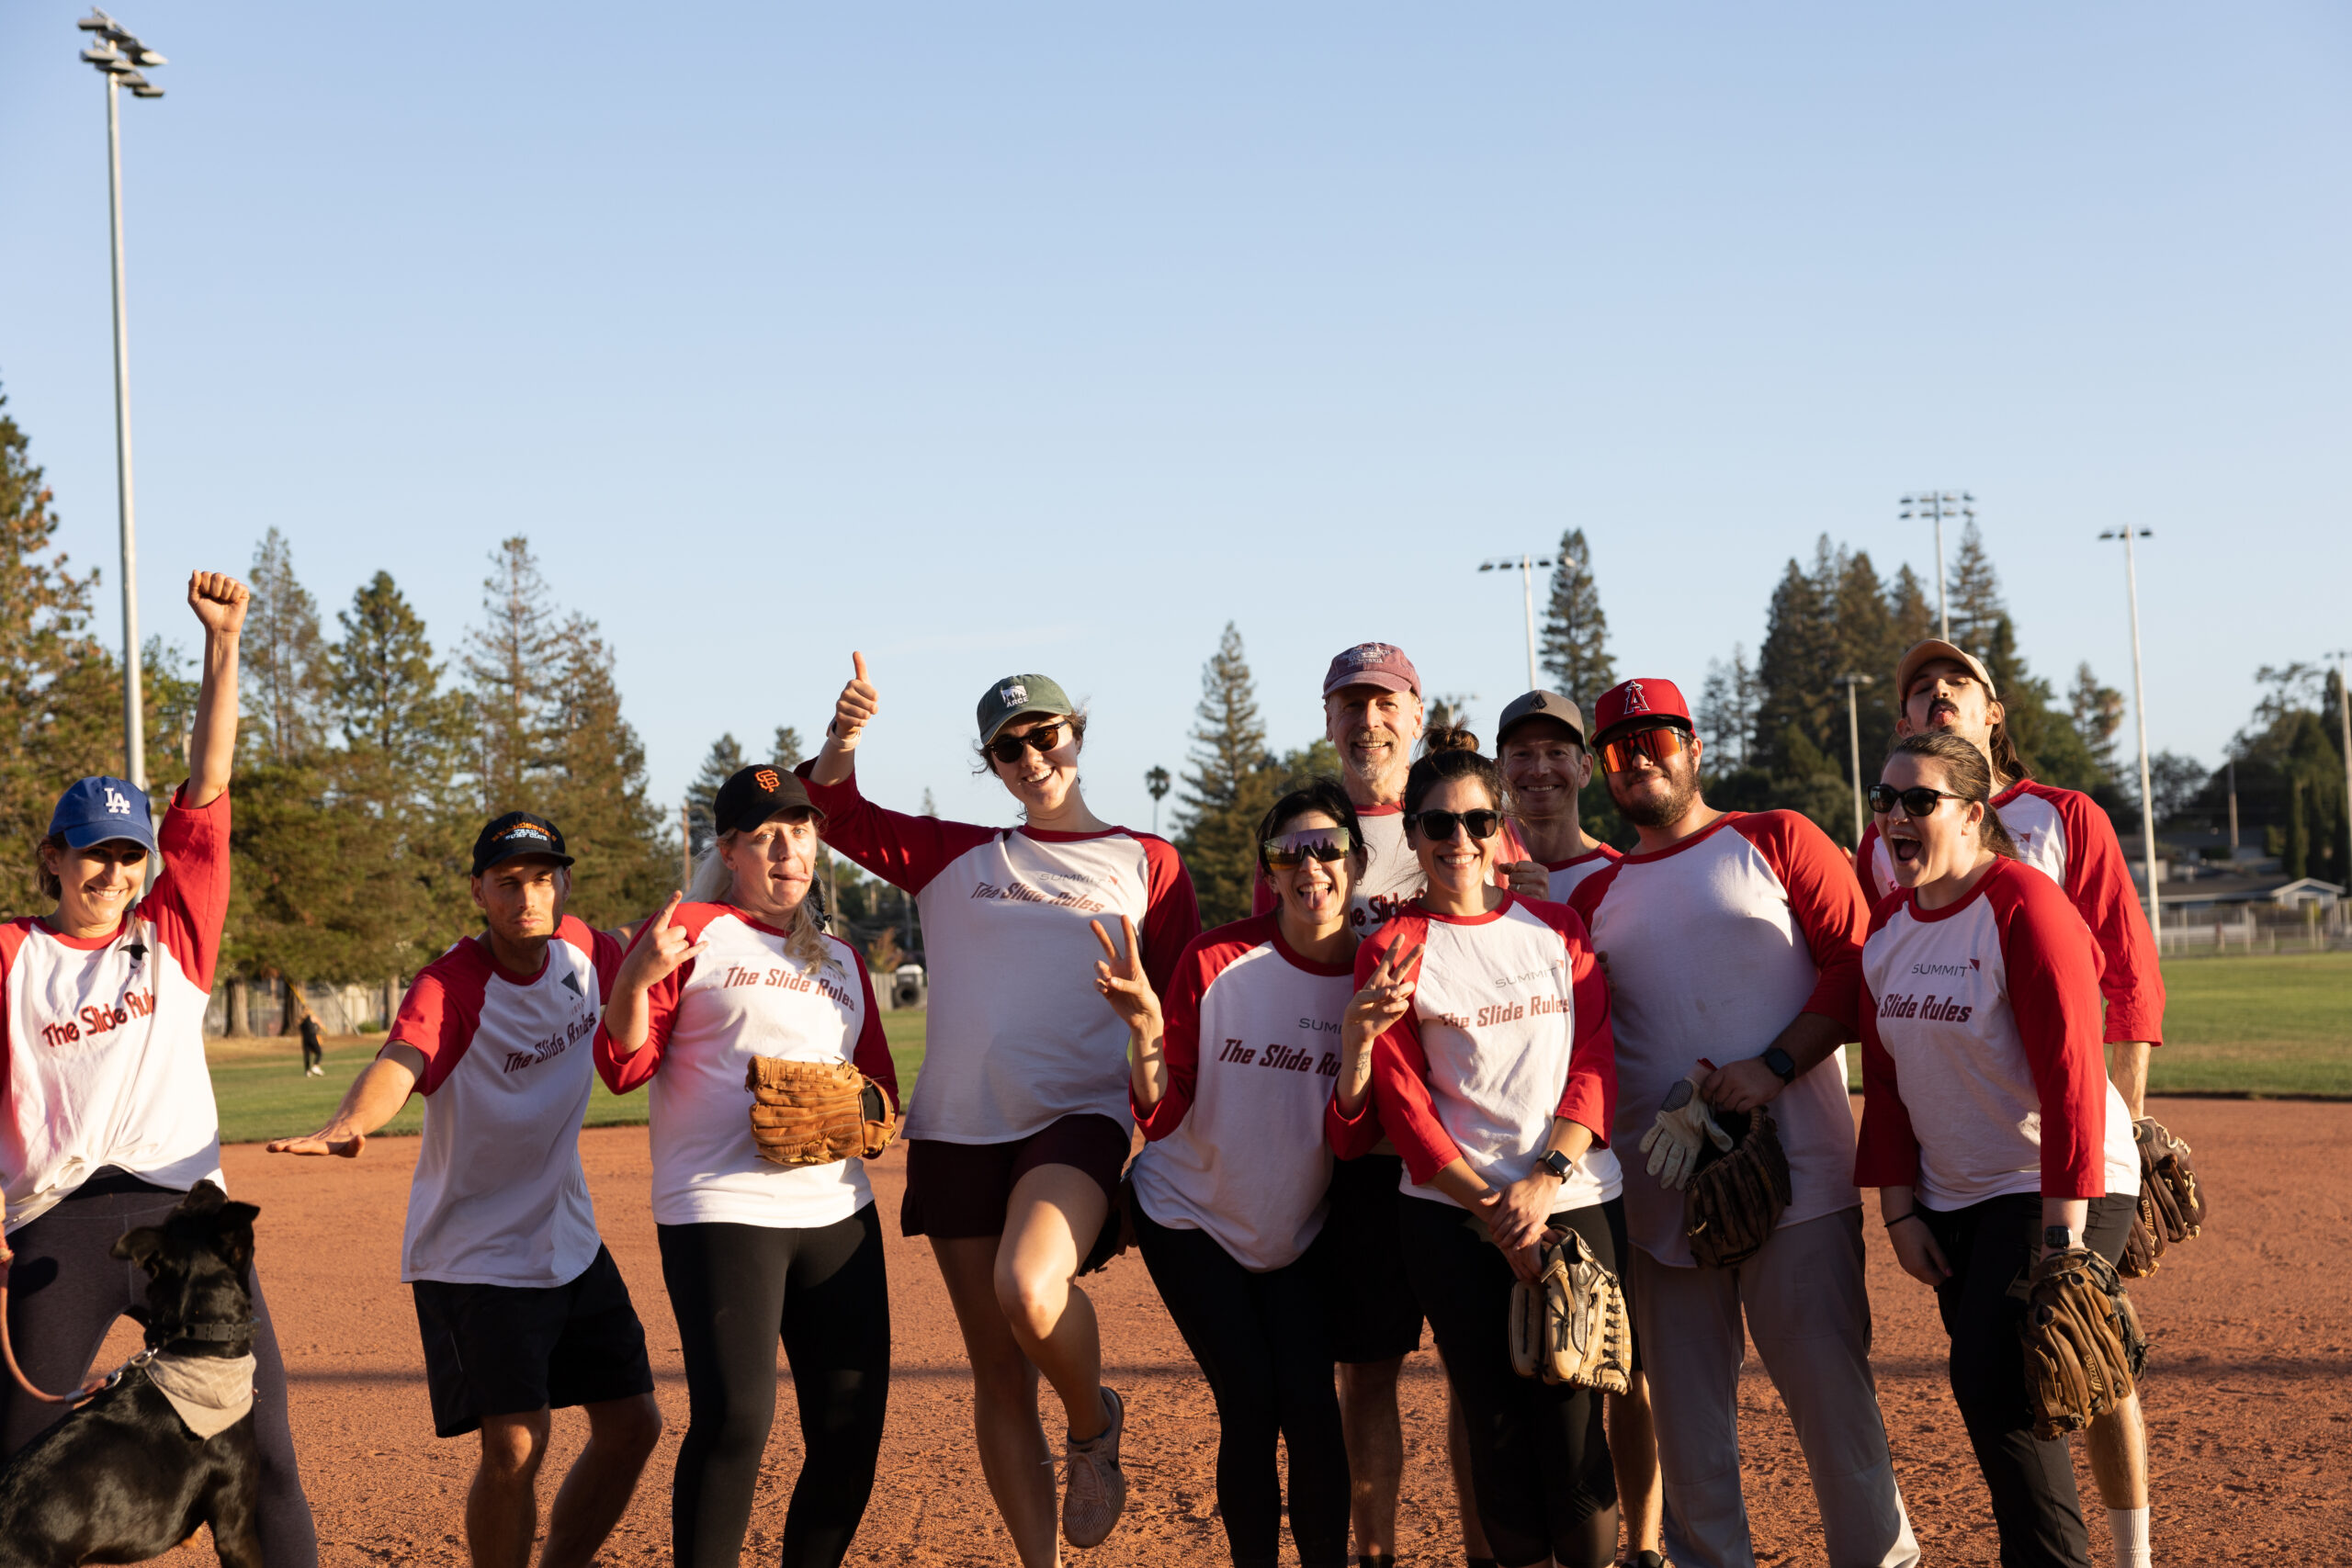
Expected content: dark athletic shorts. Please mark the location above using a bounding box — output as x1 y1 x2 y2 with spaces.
900 1113 1132 1239
411 1244 654 1438
1320 1152 1425 1364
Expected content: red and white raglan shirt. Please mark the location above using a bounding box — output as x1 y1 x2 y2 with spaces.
1544 844 1623 904
2 787 229 1234
797 766 1198 1143
1250 807 1525 937
392 916 623 1286
1854 858 2138 1209
1568 811 1868 1268
1327 896 1621 1213
1857 779 2163 1046
594 906 895 1229
1130 914 1356 1271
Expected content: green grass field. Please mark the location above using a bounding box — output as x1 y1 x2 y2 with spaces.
211 953 2350 1145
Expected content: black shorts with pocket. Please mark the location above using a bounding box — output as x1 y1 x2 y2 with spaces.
411 1243 654 1438
1319 1152 1425 1364
899 1112 1133 1240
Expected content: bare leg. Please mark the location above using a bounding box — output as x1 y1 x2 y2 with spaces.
993 1164 1114 1442
539 1393 663 1568
1446 1388 1495 1561
469 1411 550 1568
933 1235 1062 1568
1337 1357 1405 1559
2086 1393 2149 1508
1608 1374 1666 1561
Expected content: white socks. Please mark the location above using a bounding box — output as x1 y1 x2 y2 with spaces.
2109 1506 2151 1568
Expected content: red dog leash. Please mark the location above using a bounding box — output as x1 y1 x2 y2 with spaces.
0 1235 108 1406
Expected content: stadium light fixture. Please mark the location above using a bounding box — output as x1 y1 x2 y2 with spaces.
1479 553 1558 694
1899 491 1974 642
2098 529 2159 935
76 7 166 793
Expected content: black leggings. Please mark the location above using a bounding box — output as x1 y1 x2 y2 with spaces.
0 1177 317 1568
1133 1205 1350 1568
657 1205 891 1568
1920 1191 2135 1568
1400 1195 1622 1568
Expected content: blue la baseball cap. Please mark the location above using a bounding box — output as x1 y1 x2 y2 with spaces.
49 776 159 855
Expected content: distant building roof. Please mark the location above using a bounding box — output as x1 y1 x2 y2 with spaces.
2154 873 2343 910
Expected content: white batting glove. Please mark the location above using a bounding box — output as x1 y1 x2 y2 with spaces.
1639 1068 1733 1191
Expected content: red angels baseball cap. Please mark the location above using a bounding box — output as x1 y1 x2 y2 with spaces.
1589 678 1693 746
1322 642 1420 698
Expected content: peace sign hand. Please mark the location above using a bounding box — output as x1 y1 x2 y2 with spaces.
1091 915 1163 1039
613 892 707 996
1343 940 1421 1060
830 652 879 750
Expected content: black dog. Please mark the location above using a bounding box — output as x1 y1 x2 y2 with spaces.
0 1181 265 1568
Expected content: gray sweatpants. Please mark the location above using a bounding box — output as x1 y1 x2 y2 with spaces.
1628 1208 1918 1568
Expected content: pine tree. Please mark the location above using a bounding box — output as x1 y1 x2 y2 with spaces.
1174 624 1273 925
687 733 748 858
540 615 673 931
1538 531 1615 706
1698 646 1759 773
463 536 560 814
2069 664 2126 784
772 727 805 769
243 529 327 763
1945 521 2006 670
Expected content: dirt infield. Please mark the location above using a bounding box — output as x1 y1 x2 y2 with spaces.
101 1097 2347 1565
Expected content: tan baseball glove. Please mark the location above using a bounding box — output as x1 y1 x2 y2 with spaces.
2020 1246 2148 1438
745 1057 898 1167
1508 1228 1633 1394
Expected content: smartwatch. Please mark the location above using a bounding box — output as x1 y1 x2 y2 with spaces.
1761 1047 1797 1085
2042 1224 2075 1254
1537 1149 1575 1181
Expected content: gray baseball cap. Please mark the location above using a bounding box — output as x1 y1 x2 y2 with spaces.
1496 689 1587 747
976 673 1075 744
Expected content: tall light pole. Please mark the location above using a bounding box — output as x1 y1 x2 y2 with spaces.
2099 529 2160 935
1838 673 1873 845
1899 491 1973 643
1479 552 1556 693
2329 650 2352 886
77 9 166 793
1144 765 1170 836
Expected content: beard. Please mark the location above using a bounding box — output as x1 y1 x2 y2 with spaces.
1611 761 1700 829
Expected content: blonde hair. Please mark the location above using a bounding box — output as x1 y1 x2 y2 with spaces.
690 833 842 975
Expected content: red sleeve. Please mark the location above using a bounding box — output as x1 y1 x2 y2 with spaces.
1850 904 1924 1188
1136 932 1227 1138
2041 786 2165 1045
849 959 900 1115
144 784 232 993
1137 835 1201 998
1735 812 1871 1035
1323 920 1399 1160
0 922 28 1115
1992 864 2110 1199
390 946 491 1096
1565 860 1621 930
793 762 999 894
1347 916 1462 1185
1520 899 1615 1144
585 921 627 1004
1853 822 1893 906
592 908 717 1095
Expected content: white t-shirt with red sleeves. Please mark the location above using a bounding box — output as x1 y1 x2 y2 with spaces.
1856 778 2164 1044
1855 859 2139 1210
799 766 1198 1145
1 786 229 1233
1544 844 1622 904
1329 895 1622 1213
1569 811 1869 1268
393 917 621 1287
1131 914 1355 1272
594 907 897 1230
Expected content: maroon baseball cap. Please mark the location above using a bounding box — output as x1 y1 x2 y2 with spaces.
1589 678 1693 745
1322 642 1421 698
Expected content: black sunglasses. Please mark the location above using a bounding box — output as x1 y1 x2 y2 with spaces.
1868 784 1965 818
986 720 1067 764
1407 808 1503 842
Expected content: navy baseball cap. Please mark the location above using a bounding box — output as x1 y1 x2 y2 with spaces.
470 812 574 876
49 776 159 855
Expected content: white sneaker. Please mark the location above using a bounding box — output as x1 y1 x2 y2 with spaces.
1060 1386 1126 1549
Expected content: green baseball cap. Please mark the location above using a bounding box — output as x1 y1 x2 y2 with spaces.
977 673 1075 744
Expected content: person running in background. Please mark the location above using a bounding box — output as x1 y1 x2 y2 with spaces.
1858 733 2150 1568
1568 678 1917 1568
1852 639 2163 1118
1493 690 1621 905
802 656 1198 1563
4 571 319 1567
597 764 899 1568
270 811 662 1568
1329 730 1624 1568
298 1008 323 1077
1090 779 1369 1568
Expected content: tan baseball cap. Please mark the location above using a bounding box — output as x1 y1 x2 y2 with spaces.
1894 638 1998 702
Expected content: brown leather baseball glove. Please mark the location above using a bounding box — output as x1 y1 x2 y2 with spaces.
1682 1105 1792 1269
2021 1246 2149 1438
1509 1228 1632 1394
2120 1116 2205 1279
745 1057 898 1168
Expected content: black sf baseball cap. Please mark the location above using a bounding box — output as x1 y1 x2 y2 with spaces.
1496 690 1587 748
714 764 822 837
471 812 574 875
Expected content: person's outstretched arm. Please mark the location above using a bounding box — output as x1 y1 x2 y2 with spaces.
266 1044 425 1157
183 571 248 809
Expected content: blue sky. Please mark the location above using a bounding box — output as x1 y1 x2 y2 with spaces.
4 4 2346 835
